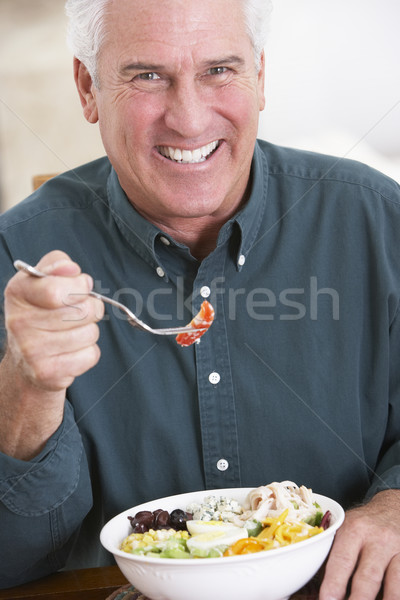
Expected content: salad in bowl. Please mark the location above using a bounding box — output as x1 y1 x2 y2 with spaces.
100 481 344 600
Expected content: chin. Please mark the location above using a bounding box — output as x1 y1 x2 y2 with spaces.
165 197 227 219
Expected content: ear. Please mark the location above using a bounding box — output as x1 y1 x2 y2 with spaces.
73 58 99 124
257 51 266 112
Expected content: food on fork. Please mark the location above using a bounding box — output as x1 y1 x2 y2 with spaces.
176 300 215 346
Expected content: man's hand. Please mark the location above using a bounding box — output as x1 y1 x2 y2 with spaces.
320 489 400 600
5 250 104 391
0 250 104 459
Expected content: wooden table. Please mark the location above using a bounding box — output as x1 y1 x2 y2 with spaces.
0 566 321 600
0 567 128 600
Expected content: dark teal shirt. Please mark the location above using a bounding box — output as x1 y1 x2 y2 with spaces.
1 140 400 587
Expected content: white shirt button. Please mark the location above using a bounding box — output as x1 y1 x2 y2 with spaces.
217 459 229 472
208 372 221 385
200 286 211 298
238 254 246 267
159 236 171 246
156 266 165 278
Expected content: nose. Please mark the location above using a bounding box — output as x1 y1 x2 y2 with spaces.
164 78 212 139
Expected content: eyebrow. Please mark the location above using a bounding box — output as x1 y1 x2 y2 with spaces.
120 63 164 74
202 55 246 69
120 55 246 75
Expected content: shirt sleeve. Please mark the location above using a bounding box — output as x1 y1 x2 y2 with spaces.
0 400 93 588
365 301 400 500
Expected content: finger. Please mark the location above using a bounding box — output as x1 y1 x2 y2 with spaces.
382 553 400 600
36 250 81 277
21 323 101 361
6 296 104 344
10 251 91 309
47 294 104 327
319 526 362 600
31 343 102 391
60 291 104 322
9 270 93 310
347 544 390 599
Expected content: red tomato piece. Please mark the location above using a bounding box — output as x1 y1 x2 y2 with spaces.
175 300 215 347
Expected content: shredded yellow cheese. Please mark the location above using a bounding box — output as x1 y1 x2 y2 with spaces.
257 509 323 548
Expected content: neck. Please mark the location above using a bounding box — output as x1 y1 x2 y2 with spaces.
127 181 252 260
153 216 224 260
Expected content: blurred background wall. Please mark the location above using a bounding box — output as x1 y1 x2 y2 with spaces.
0 0 399 212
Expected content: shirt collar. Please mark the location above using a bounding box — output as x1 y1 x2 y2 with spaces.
215 140 269 271
106 140 268 276
107 169 165 275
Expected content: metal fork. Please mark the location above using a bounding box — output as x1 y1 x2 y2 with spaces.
13 260 206 337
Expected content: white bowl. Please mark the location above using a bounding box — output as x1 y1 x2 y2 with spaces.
100 488 345 600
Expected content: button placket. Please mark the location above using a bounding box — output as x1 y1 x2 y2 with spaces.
193 250 241 489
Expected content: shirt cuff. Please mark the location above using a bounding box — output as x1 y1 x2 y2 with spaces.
0 401 84 516
364 465 400 502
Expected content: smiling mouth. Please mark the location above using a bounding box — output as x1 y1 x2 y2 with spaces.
157 140 220 164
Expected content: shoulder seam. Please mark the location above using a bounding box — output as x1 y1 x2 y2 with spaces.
0 198 105 234
268 168 400 207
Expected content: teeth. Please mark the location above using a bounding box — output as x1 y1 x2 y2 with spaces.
173 148 182 161
158 141 219 164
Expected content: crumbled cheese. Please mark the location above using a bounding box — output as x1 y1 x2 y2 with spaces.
186 496 244 522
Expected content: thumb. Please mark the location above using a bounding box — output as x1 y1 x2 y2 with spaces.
37 250 82 278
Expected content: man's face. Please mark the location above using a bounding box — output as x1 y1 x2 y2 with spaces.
85 0 265 228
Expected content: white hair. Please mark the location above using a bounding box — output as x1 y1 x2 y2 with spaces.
65 0 110 86
242 0 273 69
65 0 273 85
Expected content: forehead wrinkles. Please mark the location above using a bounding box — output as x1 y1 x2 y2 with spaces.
97 0 252 79
104 0 246 51
123 30 240 68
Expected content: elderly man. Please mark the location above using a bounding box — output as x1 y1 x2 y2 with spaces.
1 0 400 598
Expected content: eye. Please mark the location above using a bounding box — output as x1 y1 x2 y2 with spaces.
208 66 229 76
136 72 161 81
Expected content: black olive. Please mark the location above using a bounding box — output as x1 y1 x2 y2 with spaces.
135 510 155 529
154 509 170 529
128 516 149 533
169 509 189 530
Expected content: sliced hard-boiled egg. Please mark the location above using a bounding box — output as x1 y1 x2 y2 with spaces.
186 521 248 556
187 520 241 536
